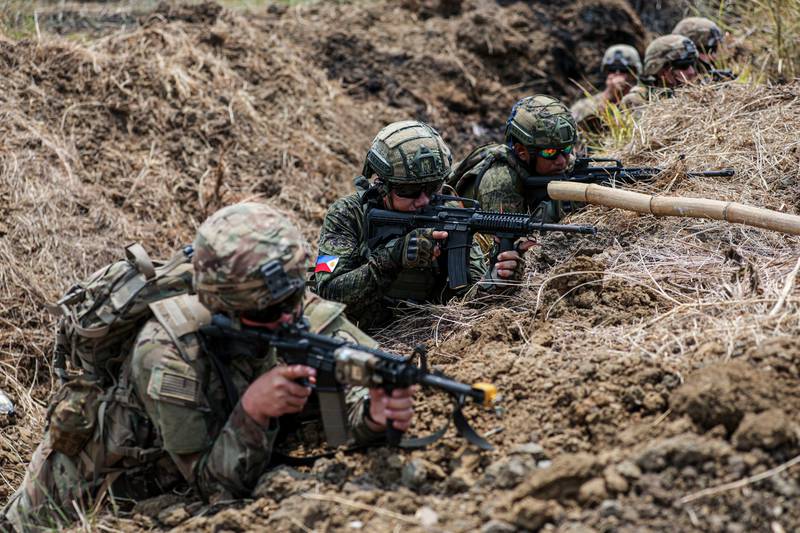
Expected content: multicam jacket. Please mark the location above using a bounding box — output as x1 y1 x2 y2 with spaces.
314 178 487 329
3 293 380 531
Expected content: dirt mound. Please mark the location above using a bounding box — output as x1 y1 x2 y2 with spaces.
1 1 800 532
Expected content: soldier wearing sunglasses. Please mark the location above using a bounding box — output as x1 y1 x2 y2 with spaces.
314 121 528 329
571 44 643 133
448 95 578 225
621 34 699 110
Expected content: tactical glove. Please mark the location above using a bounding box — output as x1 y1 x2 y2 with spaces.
388 229 438 270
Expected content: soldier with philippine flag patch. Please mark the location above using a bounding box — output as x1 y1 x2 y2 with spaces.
313 120 529 329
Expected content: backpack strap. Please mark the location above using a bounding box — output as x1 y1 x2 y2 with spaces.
125 243 156 281
149 294 212 363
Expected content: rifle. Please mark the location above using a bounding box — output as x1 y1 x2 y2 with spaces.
709 68 736 82
365 195 597 290
522 157 735 190
201 314 498 449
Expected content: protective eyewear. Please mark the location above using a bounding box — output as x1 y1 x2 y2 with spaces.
537 145 574 160
605 64 634 74
670 58 696 71
240 290 304 325
392 180 443 199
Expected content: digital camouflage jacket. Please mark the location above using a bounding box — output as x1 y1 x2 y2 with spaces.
452 144 563 225
3 293 380 532
314 178 487 329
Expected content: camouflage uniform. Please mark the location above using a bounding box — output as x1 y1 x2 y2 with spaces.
450 95 578 225
3 204 381 532
571 44 642 132
621 35 698 110
314 121 491 329
315 177 487 329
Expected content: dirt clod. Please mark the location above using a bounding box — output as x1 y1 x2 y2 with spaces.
669 361 777 433
731 409 799 451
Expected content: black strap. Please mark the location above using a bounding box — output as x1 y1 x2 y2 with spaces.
199 334 239 414
398 396 494 450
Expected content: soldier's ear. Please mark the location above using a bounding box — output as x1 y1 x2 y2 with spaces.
513 143 531 163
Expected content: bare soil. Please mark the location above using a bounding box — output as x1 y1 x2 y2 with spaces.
1 2 799 532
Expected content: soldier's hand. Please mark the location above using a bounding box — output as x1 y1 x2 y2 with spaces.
390 229 447 269
241 365 316 426
366 386 417 432
493 239 535 279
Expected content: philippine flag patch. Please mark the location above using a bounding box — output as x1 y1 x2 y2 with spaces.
314 255 340 273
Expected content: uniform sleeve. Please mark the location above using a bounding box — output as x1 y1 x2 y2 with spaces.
315 198 402 312
476 165 526 213
620 86 647 110
130 321 279 501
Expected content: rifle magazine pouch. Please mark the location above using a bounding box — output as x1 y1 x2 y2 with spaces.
49 378 103 456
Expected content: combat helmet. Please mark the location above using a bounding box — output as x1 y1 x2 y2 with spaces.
505 95 577 149
673 17 723 54
362 120 452 185
643 35 698 78
601 44 642 77
193 202 308 313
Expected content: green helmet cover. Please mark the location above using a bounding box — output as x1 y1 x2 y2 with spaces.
363 120 452 185
505 95 577 149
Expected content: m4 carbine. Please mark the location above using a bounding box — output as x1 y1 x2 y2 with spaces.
201 314 498 449
522 157 735 196
365 196 597 290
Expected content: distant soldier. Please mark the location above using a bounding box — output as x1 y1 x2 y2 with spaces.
314 120 529 329
673 17 732 80
3 203 416 531
571 44 642 133
621 34 699 109
448 95 577 223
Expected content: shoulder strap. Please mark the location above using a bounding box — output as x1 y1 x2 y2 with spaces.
149 294 211 362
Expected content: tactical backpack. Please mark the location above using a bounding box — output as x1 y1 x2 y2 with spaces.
51 243 195 383
446 143 525 199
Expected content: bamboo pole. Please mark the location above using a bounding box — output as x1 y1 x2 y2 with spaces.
548 181 800 236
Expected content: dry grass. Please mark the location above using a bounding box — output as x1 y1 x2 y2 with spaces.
0 0 799 529
385 81 800 374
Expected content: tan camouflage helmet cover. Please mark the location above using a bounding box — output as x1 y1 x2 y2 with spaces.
363 120 452 185
193 202 308 312
643 34 699 78
602 44 642 76
673 17 723 53
505 95 577 149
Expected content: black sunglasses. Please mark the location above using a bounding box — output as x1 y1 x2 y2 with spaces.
240 291 304 325
392 180 443 199
670 58 696 70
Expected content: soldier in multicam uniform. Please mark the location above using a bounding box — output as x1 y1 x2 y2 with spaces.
571 44 643 133
672 17 727 78
3 203 415 531
621 34 699 110
314 120 529 329
448 95 578 223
